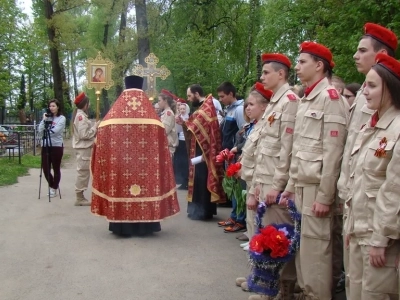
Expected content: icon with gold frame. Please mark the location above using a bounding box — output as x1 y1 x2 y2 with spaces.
85 52 114 120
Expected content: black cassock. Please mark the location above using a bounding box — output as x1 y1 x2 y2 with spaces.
187 143 217 220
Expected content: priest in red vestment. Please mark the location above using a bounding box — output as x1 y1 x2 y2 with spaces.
177 84 225 220
91 75 180 236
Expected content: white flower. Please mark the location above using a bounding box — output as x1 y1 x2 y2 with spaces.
278 227 289 236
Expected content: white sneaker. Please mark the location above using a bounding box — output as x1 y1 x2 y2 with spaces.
49 188 57 198
243 244 249 251
240 241 249 248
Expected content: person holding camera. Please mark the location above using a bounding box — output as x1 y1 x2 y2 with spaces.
38 99 66 197
72 92 100 206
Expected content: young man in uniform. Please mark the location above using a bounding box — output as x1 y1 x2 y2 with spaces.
241 53 299 300
281 42 349 300
337 23 398 299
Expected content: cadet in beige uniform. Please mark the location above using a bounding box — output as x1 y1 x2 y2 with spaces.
158 91 179 156
346 54 400 300
248 53 298 300
72 92 99 206
281 42 349 300
235 83 271 296
241 83 272 239
337 23 398 298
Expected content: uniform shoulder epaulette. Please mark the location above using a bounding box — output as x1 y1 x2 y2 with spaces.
287 94 297 101
327 89 340 100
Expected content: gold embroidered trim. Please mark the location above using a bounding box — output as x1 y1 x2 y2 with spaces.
92 186 176 202
99 118 164 128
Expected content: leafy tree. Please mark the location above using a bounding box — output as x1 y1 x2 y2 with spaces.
17 74 27 124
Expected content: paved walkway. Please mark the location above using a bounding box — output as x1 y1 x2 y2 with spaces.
0 140 250 300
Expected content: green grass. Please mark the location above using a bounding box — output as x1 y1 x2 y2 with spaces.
0 154 45 187
0 160 29 186
0 153 72 187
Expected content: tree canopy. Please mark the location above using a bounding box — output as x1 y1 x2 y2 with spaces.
1 0 400 122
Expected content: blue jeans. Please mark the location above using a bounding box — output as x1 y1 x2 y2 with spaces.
230 196 246 225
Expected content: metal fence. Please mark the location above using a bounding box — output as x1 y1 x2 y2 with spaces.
0 124 39 164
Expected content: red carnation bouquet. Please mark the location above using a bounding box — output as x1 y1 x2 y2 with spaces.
216 149 246 214
250 225 290 258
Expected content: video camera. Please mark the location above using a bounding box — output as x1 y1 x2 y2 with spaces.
44 108 54 128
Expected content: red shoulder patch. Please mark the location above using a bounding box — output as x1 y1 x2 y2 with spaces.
287 94 297 101
327 89 339 100
330 130 339 137
167 111 172 116
78 115 83 121
286 127 294 134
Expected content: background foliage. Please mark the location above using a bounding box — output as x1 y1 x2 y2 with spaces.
1 0 400 122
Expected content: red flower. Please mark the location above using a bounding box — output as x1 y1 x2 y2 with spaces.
260 225 277 237
269 230 290 258
215 154 225 163
215 148 235 164
250 234 265 253
227 151 235 161
256 225 290 258
226 162 241 177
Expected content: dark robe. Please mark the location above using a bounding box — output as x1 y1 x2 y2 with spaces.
187 143 217 220
182 95 225 220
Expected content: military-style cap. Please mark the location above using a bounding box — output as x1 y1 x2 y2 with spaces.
300 41 335 69
160 89 178 100
254 82 273 100
375 53 400 80
364 23 398 51
176 98 186 104
261 53 292 69
74 92 87 105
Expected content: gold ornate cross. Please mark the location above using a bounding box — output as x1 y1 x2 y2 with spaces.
132 53 171 98
127 97 141 111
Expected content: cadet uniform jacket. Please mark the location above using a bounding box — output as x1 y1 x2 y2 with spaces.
161 108 179 154
337 85 374 203
250 83 298 195
240 120 264 184
286 78 349 206
72 109 97 149
347 107 400 247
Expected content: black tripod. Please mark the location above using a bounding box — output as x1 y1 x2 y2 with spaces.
38 116 62 202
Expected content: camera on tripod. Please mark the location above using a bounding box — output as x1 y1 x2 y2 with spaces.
44 108 54 128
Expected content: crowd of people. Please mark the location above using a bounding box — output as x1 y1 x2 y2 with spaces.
37 21 400 300
167 22 400 300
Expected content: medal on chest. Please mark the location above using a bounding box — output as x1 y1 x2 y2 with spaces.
268 112 276 126
374 137 387 158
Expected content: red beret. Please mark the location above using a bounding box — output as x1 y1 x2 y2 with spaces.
261 53 292 68
254 82 273 100
364 23 398 51
176 98 186 104
160 89 178 100
300 41 334 69
375 53 400 80
74 92 86 105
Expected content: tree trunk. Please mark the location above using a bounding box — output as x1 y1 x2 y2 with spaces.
115 0 128 97
60 64 70 107
70 51 78 97
43 0 65 113
100 0 118 116
135 0 150 90
242 0 260 94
